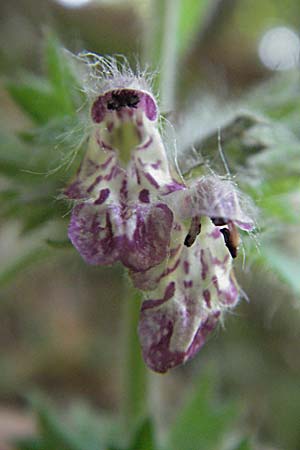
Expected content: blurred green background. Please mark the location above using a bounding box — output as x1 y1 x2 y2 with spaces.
0 1 300 450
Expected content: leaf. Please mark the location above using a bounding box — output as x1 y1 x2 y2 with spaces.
7 79 71 125
66 405 121 450
7 34 80 125
167 372 236 450
44 32 80 115
34 399 83 450
129 418 157 450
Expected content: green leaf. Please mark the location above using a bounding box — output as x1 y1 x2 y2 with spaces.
7 79 71 125
7 34 80 125
129 418 157 450
167 372 236 450
66 405 121 450
44 33 79 116
34 400 82 450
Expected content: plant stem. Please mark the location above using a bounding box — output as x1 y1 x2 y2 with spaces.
159 0 181 112
144 0 181 112
121 277 148 427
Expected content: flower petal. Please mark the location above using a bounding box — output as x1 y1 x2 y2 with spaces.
165 175 255 231
138 219 240 373
68 202 173 271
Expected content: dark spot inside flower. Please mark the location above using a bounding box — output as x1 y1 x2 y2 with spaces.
139 189 150 203
220 227 238 258
184 217 201 247
184 233 194 247
211 217 228 226
107 90 140 111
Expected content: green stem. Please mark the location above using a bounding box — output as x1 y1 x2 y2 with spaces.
159 0 181 112
121 277 148 427
144 0 181 112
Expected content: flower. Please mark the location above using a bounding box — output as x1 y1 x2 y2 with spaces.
65 55 184 273
135 176 255 373
65 54 256 373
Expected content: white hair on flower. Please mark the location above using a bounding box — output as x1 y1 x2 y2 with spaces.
163 172 257 232
68 51 156 102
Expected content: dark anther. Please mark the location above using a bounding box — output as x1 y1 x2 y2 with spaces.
220 228 238 258
184 217 201 247
107 91 140 111
211 217 228 226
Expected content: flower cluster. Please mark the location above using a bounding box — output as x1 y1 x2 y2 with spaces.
65 55 255 373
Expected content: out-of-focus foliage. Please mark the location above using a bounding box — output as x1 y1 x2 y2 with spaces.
14 376 250 450
0 1 300 450
0 34 85 286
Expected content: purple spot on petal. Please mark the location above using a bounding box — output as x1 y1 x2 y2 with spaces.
139 189 150 203
94 188 110 205
87 175 102 194
100 140 114 151
105 165 123 181
183 260 190 274
223 277 239 305
184 280 193 288
143 93 157 121
212 275 219 291
169 244 181 258
203 289 211 308
200 249 209 280
120 178 128 202
141 282 176 311
64 180 84 199
144 172 160 189
185 314 219 362
100 155 114 169
91 97 106 123
162 181 185 195
137 136 153 151
157 258 181 282
151 160 162 169
210 227 221 239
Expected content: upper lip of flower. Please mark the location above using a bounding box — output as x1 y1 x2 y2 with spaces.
91 88 158 123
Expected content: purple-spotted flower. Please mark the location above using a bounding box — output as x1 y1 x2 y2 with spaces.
65 54 255 373
65 55 184 273
136 176 255 373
